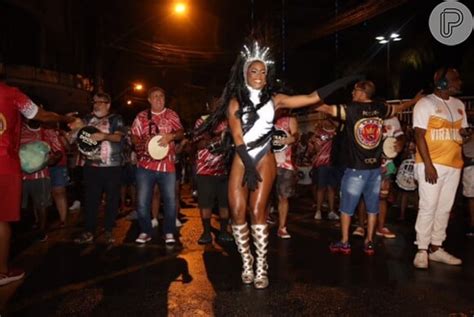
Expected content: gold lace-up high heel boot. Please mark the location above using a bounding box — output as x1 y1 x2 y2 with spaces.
251 224 269 289
232 223 254 284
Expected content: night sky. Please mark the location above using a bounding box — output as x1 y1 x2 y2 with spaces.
1 0 473 124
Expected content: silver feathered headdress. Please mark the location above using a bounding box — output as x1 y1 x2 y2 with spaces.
241 41 274 81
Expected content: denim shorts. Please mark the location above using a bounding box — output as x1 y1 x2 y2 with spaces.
339 168 381 216
317 166 343 188
50 166 70 188
276 168 297 198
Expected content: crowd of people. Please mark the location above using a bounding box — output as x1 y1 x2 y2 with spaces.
1 42 473 290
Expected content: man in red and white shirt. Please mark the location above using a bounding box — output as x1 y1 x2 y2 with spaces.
0 80 76 285
131 86 184 244
311 118 341 221
273 111 298 238
194 97 233 244
20 120 62 242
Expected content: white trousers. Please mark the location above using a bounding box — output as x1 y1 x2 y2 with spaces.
414 163 461 249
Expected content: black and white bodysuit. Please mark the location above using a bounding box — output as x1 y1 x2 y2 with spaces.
242 86 275 163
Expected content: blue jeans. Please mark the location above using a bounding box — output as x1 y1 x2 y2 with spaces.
339 168 381 216
136 167 177 235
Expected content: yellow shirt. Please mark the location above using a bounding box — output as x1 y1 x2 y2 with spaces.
413 94 468 169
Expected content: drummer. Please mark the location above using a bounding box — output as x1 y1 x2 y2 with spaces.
353 116 405 240
68 92 125 244
130 86 184 245
20 118 62 242
315 80 423 255
0 79 78 286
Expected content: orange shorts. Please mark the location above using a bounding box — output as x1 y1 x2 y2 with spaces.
0 174 22 222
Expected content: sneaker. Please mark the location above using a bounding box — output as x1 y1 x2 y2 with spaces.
429 248 462 265
198 232 212 244
314 210 322 220
104 231 115 244
68 200 81 211
38 233 48 243
135 233 152 244
413 250 429 269
277 227 291 239
165 233 176 245
375 227 396 239
329 241 351 255
151 218 159 228
327 211 340 220
352 226 365 237
176 218 183 227
217 231 234 243
74 232 94 244
0 268 25 286
466 226 474 237
363 241 375 255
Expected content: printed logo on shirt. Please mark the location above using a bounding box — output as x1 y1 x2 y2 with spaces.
354 117 383 150
0 113 6 136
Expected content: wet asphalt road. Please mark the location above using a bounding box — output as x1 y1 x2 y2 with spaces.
1 186 474 316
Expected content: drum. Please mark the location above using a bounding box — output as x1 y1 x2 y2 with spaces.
272 129 289 153
19 141 50 174
382 136 398 159
396 158 417 191
296 166 312 185
77 126 101 158
147 135 170 160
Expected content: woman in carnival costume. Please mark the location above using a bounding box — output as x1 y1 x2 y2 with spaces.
196 40 359 289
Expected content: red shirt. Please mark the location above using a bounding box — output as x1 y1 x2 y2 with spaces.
131 108 183 172
20 125 61 180
194 117 228 176
312 127 336 168
49 128 68 167
0 83 39 175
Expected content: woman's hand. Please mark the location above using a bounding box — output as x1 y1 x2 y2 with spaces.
235 145 262 191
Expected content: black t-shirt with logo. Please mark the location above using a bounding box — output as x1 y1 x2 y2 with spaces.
335 101 394 170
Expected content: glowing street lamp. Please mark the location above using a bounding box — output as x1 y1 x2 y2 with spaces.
133 83 144 92
114 82 145 102
174 3 187 15
126 99 132 105
376 32 402 78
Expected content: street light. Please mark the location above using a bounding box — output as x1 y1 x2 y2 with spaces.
133 83 144 92
174 2 187 15
114 82 145 102
375 32 402 96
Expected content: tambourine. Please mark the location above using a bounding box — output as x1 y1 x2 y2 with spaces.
147 135 170 160
382 137 398 159
272 129 289 153
77 126 101 158
20 141 51 174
